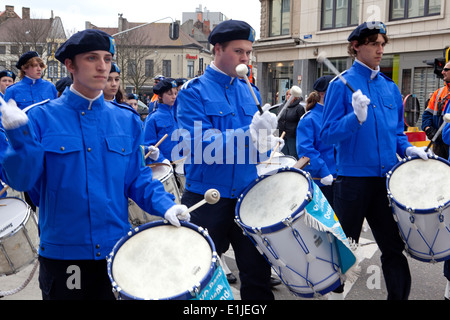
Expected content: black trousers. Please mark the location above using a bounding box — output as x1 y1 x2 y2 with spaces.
334 176 411 300
38 256 116 300
182 190 274 300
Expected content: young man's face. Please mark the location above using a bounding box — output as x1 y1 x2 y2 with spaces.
161 88 177 107
353 34 386 70
24 61 43 79
0 76 14 94
214 39 253 77
66 50 112 99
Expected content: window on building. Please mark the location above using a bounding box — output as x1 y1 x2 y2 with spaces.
187 61 195 78
321 0 360 30
163 60 172 77
10 46 19 55
390 0 441 20
127 60 137 77
0 46 5 55
145 60 154 77
48 61 58 79
270 0 291 37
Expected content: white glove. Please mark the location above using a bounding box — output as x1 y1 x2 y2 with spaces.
406 146 430 161
0 99 28 130
352 90 370 123
320 174 334 186
164 204 190 227
147 145 160 161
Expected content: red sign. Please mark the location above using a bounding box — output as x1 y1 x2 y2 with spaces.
186 54 198 60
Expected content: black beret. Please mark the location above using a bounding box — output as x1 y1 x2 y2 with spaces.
16 51 39 69
153 79 177 95
55 29 115 63
110 63 121 74
208 20 256 45
55 76 73 93
313 75 334 92
348 21 387 42
126 93 138 100
175 78 188 86
0 70 16 81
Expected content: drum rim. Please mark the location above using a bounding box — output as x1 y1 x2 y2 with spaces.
107 220 218 300
0 197 31 240
235 167 313 234
386 155 450 214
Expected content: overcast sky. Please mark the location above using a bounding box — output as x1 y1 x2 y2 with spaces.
5 0 262 38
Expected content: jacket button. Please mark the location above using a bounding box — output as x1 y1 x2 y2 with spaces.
87 148 92 152
96 244 100 249
60 146 65 151
96 252 101 257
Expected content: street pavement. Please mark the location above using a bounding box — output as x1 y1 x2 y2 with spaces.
0 226 447 301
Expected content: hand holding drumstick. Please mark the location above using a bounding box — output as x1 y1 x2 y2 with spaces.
145 134 168 160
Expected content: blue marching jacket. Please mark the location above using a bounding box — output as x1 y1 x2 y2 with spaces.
1 88 176 260
320 61 411 177
4 77 57 109
176 65 262 199
296 103 336 186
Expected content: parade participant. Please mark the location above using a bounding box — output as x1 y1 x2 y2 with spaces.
320 21 429 300
0 70 16 99
422 61 450 159
125 93 139 112
103 62 125 104
149 75 165 111
0 127 10 198
4 51 57 109
296 75 335 206
55 76 73 97
176 20 282 300
144 78 180 162
0 29 189 300
176 78 188 90
277 88 305 159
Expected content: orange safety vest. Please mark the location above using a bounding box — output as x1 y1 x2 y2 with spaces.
426 82 450 115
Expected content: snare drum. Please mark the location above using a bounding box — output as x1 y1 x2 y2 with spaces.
0 197 39 276
128 199 162 227
107 220 233 300
235 167 356 298
257 155 297 176
149 163 181 204
387 156 450 262
174 157 186 194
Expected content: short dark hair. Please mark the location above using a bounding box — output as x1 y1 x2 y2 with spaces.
347 34 389 58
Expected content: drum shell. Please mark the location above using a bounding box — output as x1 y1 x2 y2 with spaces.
387 156 450 262
0 198 39 276
148 163 181 204
107 221 223 300
235 168 342 297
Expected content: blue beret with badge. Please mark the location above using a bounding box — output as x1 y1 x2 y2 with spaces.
110 63 121 74
348 21 387 42
0 70 16 81
55 29 116 63
153 79 177 95
208 20 256 45
16 51 39 69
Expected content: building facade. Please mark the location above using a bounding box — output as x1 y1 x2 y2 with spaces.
254 0 450 122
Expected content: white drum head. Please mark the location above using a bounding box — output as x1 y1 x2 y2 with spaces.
389 158 450 210
239 171 310 228
112 225 213 300
150 163 172 181
0 198 29 238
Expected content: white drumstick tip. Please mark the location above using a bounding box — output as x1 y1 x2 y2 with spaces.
444 114 450 123
236 64 249 78
316 51 327 64
204 189 220 205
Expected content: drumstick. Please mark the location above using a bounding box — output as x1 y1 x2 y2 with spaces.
235 64 264 115
178 189 220 219
145 134 168 159
0 185 9 198
425 114 450 152
317 51 356 93
293 156 310 170
266 132 286 168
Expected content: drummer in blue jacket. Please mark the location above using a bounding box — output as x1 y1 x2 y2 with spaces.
0 29 189 300
320 21 429 300
296 75 335 206
144 78 181 163
0 70 16 99
4 51 57 109
177 20 283 300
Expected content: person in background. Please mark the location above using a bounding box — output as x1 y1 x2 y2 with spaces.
55 76 73 97
277 88 305 159
125 93 139 112
296 75 336 206
103 63 125 104
0 70 16 99
4 51 57 110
